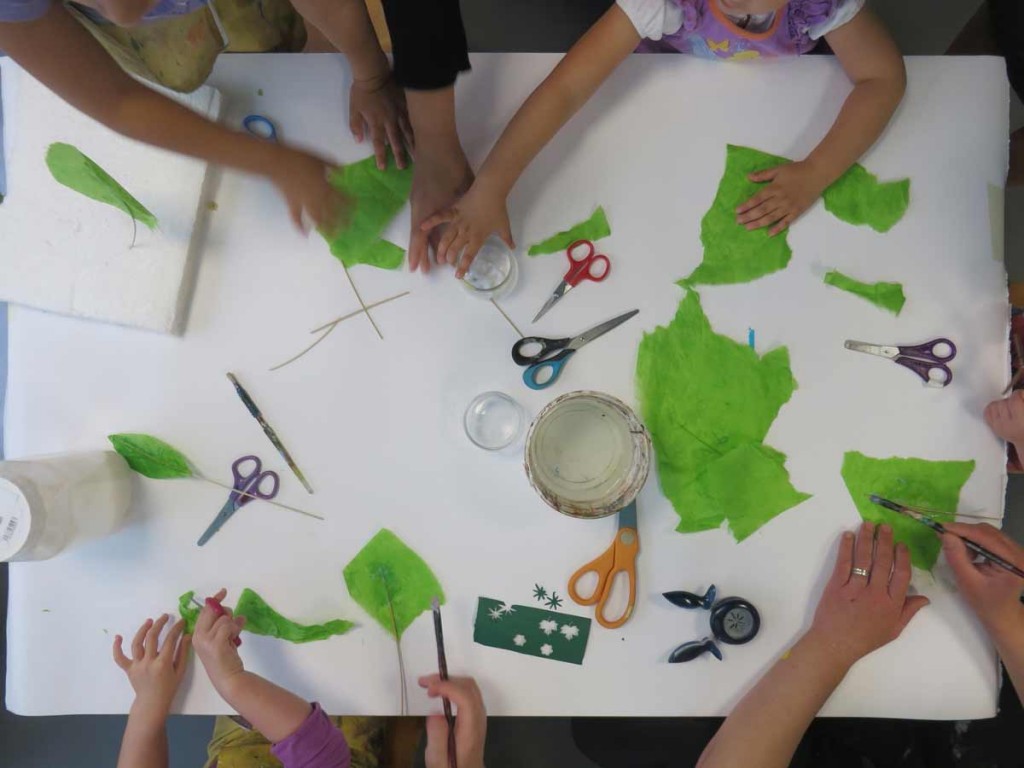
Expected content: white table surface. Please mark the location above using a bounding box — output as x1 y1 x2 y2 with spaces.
4 53 1011 718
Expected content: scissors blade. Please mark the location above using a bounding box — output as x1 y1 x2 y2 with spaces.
532 281 572 323
197 498 238 546
844 340 897 359
569 310 640 350
617 500 638 530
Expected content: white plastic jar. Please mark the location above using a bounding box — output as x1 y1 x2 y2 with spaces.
0 450 132 562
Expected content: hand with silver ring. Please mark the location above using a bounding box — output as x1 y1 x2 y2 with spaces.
851 567 869 578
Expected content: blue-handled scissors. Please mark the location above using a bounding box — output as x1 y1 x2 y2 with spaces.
512 309 638 390
844 338 957 387
532 240 612 323
197 455 280 546
243 114 279 142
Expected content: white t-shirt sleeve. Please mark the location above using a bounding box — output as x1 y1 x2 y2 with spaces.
616 0 685 40
808 0 866 40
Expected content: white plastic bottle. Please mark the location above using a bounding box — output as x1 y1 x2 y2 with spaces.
0 450 132 562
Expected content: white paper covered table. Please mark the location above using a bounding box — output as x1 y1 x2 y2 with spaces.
3 54 1010 718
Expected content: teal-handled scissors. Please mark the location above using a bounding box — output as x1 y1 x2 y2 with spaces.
512 309 638 390
197 455 280 546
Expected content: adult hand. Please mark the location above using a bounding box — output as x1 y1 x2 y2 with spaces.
191 588 245 688
113 614 190 717
349 74 414 170
736 161 828 236
943 522 1024 639
421 179 515 279
267 147 349 236
408 147 474 274
984 391 1024 447
808 522 929 668
419 674 487 768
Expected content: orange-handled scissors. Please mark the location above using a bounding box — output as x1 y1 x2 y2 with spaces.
568 502 638 629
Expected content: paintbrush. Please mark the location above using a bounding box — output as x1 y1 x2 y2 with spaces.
431 596 457 768
869 495 1024 579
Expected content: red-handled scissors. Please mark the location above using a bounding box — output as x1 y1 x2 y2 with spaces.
532 240 611 323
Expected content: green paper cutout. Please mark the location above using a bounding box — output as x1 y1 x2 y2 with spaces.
343 529 444 639
527 207 611 256
235 588 353 643
823 270 906 315
46 143 157 229
322 153 413 269
179 591 201 634
473 597 590 664
636 290 809 540
823 164 910 233
840 451 976 569
109 433 192 479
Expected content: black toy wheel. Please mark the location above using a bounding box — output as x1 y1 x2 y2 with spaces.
709 598 760 645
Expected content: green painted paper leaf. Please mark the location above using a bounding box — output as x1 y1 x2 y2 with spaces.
322 153 413 269
179 591 201 634
823 270 906 315
109 433 193 479
343 529 444 639
46 143 158 229
235 588 354 643
527 207 611 256
473 597 590 664
823 164 910 233
840 451 976 569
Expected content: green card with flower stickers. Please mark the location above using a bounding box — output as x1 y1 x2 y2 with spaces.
473 597 591 665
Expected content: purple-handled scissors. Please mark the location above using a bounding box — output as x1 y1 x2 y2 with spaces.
197 455 280 546
844 338 957 387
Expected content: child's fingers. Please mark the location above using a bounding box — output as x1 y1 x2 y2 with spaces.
372 129 388 171
735 190 777 218
350 113 364 143
132 619 153 660
386 124 406 169
174 634 192 679
500 225 515 251
409 228 429 272
161 619 186 659
744 208 786 231
421 209 457 232
748 167 780 183
435 225 462 267
455 238 482 279
400 115 415 152
145 614 171 658
113 635 131 670
768 215 794 237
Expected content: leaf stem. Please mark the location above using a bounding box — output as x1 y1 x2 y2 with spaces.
343 265 383 340
193 474 324 520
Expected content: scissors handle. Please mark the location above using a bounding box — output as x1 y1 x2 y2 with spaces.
565 240 610 286
511 336 571 366
895 356 953 387
568 528 638 629
899 338 956 363
523 349 574 390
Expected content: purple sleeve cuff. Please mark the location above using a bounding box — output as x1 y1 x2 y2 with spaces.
271 703 351 768
0 0 51 23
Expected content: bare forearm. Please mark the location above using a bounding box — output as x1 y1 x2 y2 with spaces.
116 704 168 768
992 611 1024 704
292 0 389 82
697 632 851 768
407 87 462 156
215 671 312 743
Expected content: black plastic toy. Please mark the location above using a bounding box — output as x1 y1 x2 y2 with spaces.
664 585 760 663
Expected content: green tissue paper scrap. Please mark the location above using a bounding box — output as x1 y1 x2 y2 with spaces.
473 597 590 664
46 143 157 229
840 452 976 570
527 207 611 256
322 152 413 269
823 270 906 315
823 164 910 233
177 590 353 642
636 290 809 540
343 529 444 639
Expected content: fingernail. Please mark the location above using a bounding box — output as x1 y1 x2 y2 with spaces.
880 524 891 534
842 532 854 540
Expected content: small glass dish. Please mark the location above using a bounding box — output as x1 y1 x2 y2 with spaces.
464 391 526 451
461 237 519 301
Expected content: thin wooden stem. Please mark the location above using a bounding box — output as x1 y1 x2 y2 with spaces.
343 265 383 340
194 474 324 520
491 299 524 338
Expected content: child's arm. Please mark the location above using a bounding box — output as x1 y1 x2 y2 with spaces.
423 5 641 277
112 615 191 768
737 8 906 234
697 522 927 768
0 6 347 233
419 674 487 768
290 0 412 170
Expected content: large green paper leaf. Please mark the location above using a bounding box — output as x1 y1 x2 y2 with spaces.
823 164 910 233
823 270 906 315
46 143 158 229
343 529 444 639
322 153 413 269
235 588 354 643
840 451 976 569
527 207 611 256
109 433 193 479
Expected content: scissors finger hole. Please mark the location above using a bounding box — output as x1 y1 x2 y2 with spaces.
600 571 632 622
256 472 280 498
518 340 544 359
927 367 951 387
931 341 954 359
573 571 600 601
243 115 277 141
530 363 556 388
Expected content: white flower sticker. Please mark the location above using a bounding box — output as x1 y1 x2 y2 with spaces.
489 606 505 620
513 634 527 647
501 604 516 615
540 643 554 657
559 623 580 640
539 619 558 635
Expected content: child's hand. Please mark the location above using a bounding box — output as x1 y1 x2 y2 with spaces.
113 614 190 718
943 522 1024 641
985 391 1024 449
419 674 487 768
807 522 929 668
192 589 245 688
408 149 474 274
421 181 515 279
267 148 350 236
736 161 828 236
349 74 414 171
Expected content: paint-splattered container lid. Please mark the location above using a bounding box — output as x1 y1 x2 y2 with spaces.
525 390 651 519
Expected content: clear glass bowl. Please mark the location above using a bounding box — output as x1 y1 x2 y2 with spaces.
461 238 519 301
464 391 526 450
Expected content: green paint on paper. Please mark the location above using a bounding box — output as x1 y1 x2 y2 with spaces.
109 433 192 479
46 143 157 229
179 591 201 634
343 529 443 639
323 152 413 269
683 145 793 287
823 270 906 315
840 452 976 570
235 588 353 643
473 597 590 664
636 290 809 539
823 164 910 233
527 207 611 256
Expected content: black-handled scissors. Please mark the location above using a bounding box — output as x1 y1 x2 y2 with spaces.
512 309 638 389
844 338 957 387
